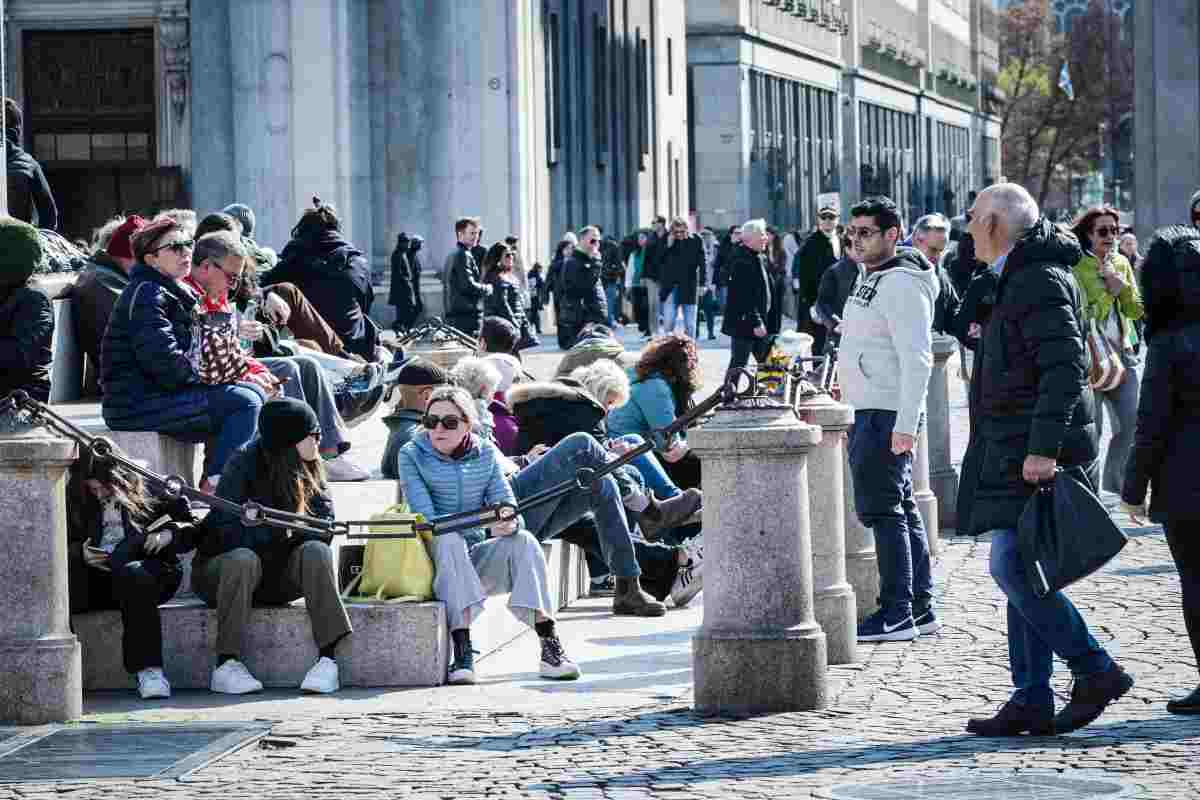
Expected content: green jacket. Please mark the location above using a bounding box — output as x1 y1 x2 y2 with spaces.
1071 252 1143 349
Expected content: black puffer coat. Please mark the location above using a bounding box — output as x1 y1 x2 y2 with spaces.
1122 226 1200 522
659 234 705 304
4 126 57 231
507 379 607 455
957 219 1098 536
0 283 53 402
444 243 490 332
388 233 416 324
263 229 377 360
485 273 528 332
556 249 607 345
720 244 772 339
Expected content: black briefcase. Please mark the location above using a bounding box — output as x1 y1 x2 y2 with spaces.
1018 468 1128 598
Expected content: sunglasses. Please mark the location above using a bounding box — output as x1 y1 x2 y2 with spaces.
423 413 463 431
1093 226 1120 238
153 239 194 255
818 213 837 221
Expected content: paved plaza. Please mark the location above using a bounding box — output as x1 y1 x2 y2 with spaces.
5 329 1197 798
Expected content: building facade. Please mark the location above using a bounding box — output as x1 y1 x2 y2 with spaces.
3 0 687 274
687 0 1003 233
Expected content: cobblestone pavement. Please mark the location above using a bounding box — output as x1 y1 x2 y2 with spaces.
9 334 1196 798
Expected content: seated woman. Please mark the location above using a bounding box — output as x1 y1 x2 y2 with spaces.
193 398 352 695
100 216 264 492
397 386 580 685
0 218 54 402
449 356 503 443
607 333 704 491
481 353 523 456
66 449 201 699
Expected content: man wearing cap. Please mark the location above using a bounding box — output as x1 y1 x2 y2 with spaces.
0 217 54 402
381 358 453 479
792 206 842 353
66 215 145 397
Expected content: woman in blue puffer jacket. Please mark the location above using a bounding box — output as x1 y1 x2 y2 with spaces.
100 215 263 492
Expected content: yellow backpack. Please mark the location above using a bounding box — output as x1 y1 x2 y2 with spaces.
340 503 435 602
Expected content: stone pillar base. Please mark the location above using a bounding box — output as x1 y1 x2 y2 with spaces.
0 635 82 724
694 629 828 714
931 470 959 532
846 550 880 622
815 585 857 665
917 493 939 559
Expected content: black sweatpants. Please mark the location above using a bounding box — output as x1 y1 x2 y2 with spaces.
1163 520 1200 671
84 558 182 674
556 519 681 601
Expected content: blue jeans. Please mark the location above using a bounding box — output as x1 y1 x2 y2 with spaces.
847 409 933 618
661 288 697 339
204 383 263 478
604 283 620 327
614 434 681 499
988 528 1114 709
510 433 641 578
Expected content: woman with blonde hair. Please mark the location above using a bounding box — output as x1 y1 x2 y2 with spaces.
450 356 503 441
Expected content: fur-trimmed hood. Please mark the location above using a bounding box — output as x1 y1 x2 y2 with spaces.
507 378 607 452
507 378 604 413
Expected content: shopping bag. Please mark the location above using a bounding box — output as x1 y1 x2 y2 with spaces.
340 503 435 602
1017 468 1128 598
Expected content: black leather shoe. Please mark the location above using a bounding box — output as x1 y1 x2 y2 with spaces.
966 700 1055 736
1166 685 1200 715
1053 663 1135 733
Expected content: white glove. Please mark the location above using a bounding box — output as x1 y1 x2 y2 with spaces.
264 291 291 326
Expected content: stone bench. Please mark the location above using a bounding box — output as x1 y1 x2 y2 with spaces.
51 402 203 487
74 537 583 690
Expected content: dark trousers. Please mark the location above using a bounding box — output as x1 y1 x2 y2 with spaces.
662 451 702 492
83 559 182 674
699 291 719 339
529 301 544 334
847 409 933 618
267 282 346 356
631 286 650 334
728 335 772 372
444 312 482 338
557 520 681 601
1164 520 1200 670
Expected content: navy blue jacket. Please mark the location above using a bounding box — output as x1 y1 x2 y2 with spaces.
100 263 210 437
0 284 54 402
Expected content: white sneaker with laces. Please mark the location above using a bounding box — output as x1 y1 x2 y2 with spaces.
210 659 264 695
680 533 705 567
136 667 171 699
300 657 340 694
323 455 371 482
670 560 704 607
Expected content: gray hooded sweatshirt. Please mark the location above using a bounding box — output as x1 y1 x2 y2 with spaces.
839 247 938 437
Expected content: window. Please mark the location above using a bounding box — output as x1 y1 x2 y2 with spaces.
545 12 562 165
636 30 649 170
667 38 674 96
594 14 608 164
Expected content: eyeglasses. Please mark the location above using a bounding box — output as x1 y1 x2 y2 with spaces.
423 413 463 431
1093 226 1120 238
152 239 194 255
847 227 882 241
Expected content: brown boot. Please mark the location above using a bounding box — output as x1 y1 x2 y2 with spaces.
612 576 667 616
638 489 703 541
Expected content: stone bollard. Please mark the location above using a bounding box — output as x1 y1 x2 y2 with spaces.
0 431 81 723
689 401 827 714
928 334 960 532
843 445 880 622
421 345 474 373
794 394 857 666
913 415 939 558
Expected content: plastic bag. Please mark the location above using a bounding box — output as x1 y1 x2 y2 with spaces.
341 503 435 602
1017 468 1128 598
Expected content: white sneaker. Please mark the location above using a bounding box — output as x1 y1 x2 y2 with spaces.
136 667 171 699
670 560 704 608
680 532 705 567
538 634 582 680
210 659 264 695
323 455 371 482
300 656 340 694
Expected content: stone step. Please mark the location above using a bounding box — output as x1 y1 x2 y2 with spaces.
52 402 202 487
75 538 586 690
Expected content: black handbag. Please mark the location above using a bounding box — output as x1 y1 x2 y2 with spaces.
1017 468 1128 598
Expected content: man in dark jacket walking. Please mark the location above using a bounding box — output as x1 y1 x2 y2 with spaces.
959 183 1133 737
388 232 416 333
557 226 608 349
641 216 669 335
659 217 705 338
722 219 772 372
4 98 58 231
408 235 426 321
442 217 493 338
792 206 840 351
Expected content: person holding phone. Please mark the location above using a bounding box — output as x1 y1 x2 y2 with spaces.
396 386 580 685
67 449 201 699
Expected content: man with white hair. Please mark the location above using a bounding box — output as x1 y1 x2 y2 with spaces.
911 213 960 334
959 183 1134 737
721 219 772 372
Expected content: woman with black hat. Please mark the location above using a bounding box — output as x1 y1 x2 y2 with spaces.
192 398 352 696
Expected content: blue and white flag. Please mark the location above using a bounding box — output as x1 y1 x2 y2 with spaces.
1058 61 1075 101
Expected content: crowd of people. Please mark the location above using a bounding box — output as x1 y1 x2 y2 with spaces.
2 102 1196 729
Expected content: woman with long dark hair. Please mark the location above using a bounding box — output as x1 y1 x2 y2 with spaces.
67 449 200 699
1071 206 1145 493
607 333 704 490
483 243 534 346
1122 225 1200 715
193 398 352 695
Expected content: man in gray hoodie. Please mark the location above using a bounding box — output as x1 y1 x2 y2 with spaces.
840 196 939 643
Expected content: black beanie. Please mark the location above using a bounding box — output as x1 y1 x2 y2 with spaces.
258 398 320 452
